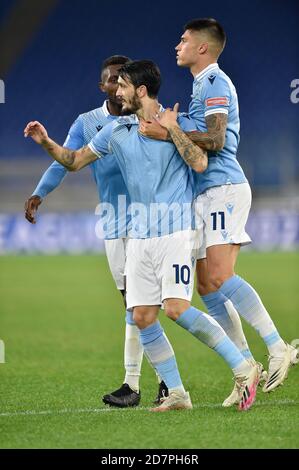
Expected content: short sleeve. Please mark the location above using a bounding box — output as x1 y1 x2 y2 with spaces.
63 116 84 150
88 121 114 158
202 75 231 117
177 113 197 132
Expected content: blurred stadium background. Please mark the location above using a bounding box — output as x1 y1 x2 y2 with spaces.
0 0 298 253
1 0 299 450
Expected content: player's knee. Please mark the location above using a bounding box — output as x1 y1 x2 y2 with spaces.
132 307 147 328
133 307 157 329
164 305 180 321
164 300 189 321
208 271 227 290
196 277 211 296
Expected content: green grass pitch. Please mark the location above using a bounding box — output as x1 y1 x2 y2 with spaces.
0 252 298 449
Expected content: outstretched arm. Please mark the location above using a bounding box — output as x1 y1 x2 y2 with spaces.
24 162 68 223
24 117 85 223
24 121 97 171
155 104 208 173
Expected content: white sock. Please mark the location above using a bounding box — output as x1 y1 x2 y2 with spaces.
233 360 252 377
124 323 143 392
169 385 186 395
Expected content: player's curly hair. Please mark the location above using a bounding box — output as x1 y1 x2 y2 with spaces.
119 60 161 98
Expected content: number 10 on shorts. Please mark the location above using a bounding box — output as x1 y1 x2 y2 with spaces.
173 264 190 285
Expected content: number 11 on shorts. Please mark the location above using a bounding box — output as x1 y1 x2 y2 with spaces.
211 211 225 230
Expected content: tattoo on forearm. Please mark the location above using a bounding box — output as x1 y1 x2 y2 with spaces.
166 130 172 142
186 113 227 151
43 139 75 169
168 126 207 171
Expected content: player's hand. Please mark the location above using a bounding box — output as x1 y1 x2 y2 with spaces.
24 195 42 224
154 103 180 130
139 119 169 141
24 121 49 145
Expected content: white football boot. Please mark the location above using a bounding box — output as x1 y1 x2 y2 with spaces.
222 361 266 408
263 343 299 393
237 363 260 411
150 390 192 412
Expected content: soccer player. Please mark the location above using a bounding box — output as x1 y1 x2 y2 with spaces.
149 18 298 404
24 60 261 412
24 55 169 408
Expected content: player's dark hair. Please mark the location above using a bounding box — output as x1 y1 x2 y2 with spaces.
119 60 161 98
101 55 131 73
184 18 226 51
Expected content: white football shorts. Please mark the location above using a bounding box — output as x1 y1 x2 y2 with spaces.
104 237 128 290
195 182 252 259
125 230 199 309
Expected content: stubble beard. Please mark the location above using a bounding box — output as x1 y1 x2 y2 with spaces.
121 93 142 116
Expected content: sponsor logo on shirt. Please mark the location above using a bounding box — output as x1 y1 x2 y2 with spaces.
205 97 229 107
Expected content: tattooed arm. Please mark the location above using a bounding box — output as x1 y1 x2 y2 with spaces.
168 126 208 172
185 113 227 151
155 104 207 173
24 121 97 171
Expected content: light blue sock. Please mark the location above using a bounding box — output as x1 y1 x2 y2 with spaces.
139 321 184 391
125 310 135 325
201 291 254 361
220 275 285 354
176 306 250 374
126 310 163 383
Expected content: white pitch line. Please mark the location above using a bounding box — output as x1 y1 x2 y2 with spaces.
0 399 298 418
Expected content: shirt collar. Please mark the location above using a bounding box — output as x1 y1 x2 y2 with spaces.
194 63 219 82
102 100 110 117
133 103 164 123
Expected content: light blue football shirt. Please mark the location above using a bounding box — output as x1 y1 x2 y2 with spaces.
33 101 130 239
88 113 197 238
189 63 247 195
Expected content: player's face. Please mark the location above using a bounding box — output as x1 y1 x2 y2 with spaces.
100 64 124 105
116 76 142 115
175 30 200 67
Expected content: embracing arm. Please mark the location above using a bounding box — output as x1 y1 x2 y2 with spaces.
24 121 97 171
140 112 227 154
185 113 227 152
155 104 207 173
167 125 207 173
